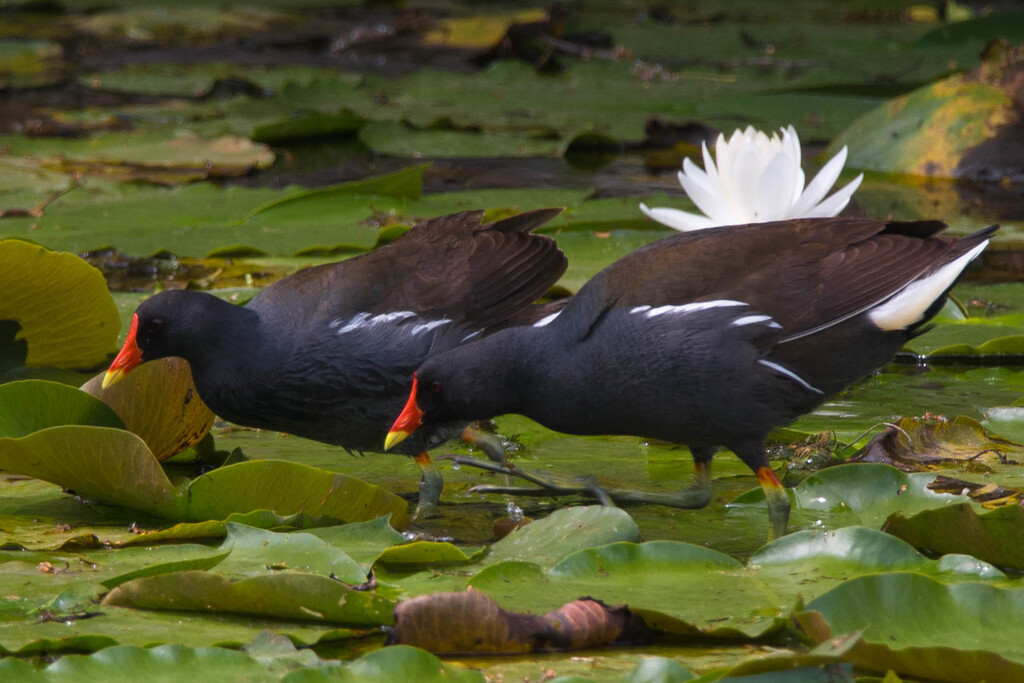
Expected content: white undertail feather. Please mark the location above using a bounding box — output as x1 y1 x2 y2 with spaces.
868 241 988 331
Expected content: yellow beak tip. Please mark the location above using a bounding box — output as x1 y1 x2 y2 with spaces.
384 430 409 452
101 370 122 390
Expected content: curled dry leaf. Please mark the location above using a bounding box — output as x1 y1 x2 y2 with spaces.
82 357 213 461
387 588 652 654
847 415 1021 473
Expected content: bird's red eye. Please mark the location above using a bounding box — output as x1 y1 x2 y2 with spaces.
146 319 164 335
429 381 441 393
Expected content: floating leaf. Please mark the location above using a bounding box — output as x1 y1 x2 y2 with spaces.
797 573 1024 682
885 503 1024 570
0 380 122 437
0 606 356 656
420 11 547 49
282 645 486 683
0 158 76 217
176 460 409 527
81 358 214 461
0 381 407 525
358 121 566 158
103 571 395 626
306 515 408 571
376 507 641 599
730 463 971 529
468 527 999 641
0 240 119 369
0 131 274 184
848 415 1022 471
375 541 485 566
72 8 291 44
831 51 1024 180
0 39 64 90
78 62 352 97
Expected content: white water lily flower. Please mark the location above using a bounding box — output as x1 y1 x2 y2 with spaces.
641 125 864 231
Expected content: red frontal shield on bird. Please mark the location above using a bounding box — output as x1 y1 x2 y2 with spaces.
385 374 423 450
102 314 143 389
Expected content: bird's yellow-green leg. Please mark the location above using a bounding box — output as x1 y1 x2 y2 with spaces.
414 452 444 519
756 466 791 541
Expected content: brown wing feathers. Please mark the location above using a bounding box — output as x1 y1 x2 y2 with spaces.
578 217 987 339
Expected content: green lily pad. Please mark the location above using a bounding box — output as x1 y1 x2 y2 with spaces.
306 515 409 571
797 573 1024 682
78 62 354 97
0 158 76 217
0 170 593 257
103 570 394 626
358 120 566 158
116 509 334 548
0 608 358 657
282 645 486 683
730 463 971 529
885 503 1024 570
0 240 120 370
0 131 274 184
0 380 122 437
0 644 294 681
377 507 640 598
0 39 64 90
375 541 486 566
468 526 997 641
198 522 368 582
0 381 408 525
72 8 292 44
104 523 368 590
830 68 1016 179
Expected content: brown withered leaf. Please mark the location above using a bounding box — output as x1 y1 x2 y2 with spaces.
846 415 1021 473
82 357 214 461
387 588 653 654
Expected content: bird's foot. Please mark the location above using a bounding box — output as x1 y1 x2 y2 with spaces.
443 455 718 509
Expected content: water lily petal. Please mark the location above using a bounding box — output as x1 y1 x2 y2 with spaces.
713 132 739 191
780 126 806 205
677 167 738 224
754 144 800 221
801 173 864 218
725 140 764 221
639 203 720 231
700 141 728 200
790 145 850 216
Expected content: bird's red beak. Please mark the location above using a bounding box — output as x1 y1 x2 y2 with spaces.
102 314 142 389
385 374 423 450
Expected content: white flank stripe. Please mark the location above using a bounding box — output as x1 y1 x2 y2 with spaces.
333 312 370 334
372 311 417 324
868 241 988 331
641 299 747 318
730 314 780 328
460 330 482 343
335 310 418 335
411 319 451 336
759 360 824 395
630 305 651 314
533 311 562 327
